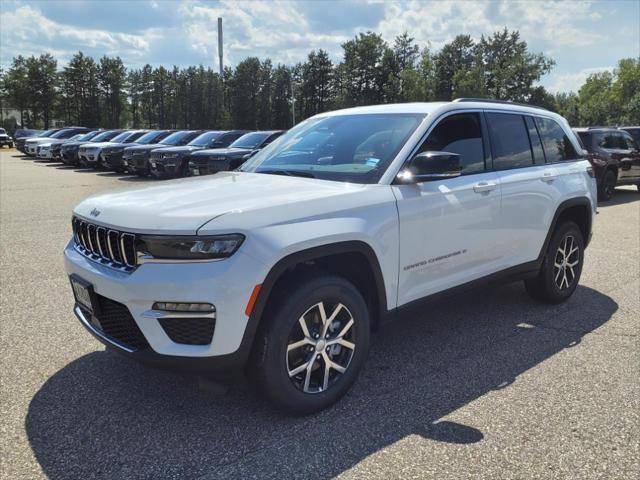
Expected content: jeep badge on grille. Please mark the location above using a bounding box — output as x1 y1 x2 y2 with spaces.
90 208 101 217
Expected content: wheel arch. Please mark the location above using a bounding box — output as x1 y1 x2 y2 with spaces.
239 241 388 363
538 197 593 261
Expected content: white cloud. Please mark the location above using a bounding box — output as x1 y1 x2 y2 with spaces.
0 5 159 64
547 66 614 93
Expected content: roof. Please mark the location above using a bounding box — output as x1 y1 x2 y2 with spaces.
320 100 561 119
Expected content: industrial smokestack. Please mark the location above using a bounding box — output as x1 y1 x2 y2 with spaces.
217 17 223 76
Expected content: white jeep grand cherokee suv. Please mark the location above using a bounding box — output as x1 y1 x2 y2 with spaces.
65 100 597 413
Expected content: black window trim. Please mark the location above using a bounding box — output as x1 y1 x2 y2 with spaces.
392 108 585 183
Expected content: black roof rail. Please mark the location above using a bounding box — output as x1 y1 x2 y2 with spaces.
453 98 549 111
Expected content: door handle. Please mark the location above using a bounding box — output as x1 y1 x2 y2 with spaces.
473 181 497 193
541 172 557 182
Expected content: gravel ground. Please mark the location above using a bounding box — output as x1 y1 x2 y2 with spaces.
1 149 638 480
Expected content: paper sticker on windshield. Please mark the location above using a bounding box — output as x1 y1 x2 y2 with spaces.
366 157 380 166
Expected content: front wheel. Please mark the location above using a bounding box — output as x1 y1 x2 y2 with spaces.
525 221 584 304
251 274 370 414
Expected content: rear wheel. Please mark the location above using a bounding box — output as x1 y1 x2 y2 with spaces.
251 273 370 414
598 170 616 201
525 221 584 304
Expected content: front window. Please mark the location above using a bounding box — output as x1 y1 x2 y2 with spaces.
91 131 121 142
110 131 135 143
136 131 168 144
0 128 6 134
417 113 485 173
41 129 57 137
188 131 221 147
231 132 271 149
241 114 424 183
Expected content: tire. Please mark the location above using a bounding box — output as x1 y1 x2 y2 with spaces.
525 221 584 304
598 170 616 201
251 273 370 414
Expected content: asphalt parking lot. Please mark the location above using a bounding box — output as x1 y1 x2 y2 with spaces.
0 149 638 480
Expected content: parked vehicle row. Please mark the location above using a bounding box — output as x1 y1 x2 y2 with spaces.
19 127 285 180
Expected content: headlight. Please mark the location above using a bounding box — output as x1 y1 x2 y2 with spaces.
137 234 245 260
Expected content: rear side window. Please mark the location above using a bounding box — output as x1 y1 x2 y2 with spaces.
597 132 619 149
419 113 485 174
524 116 545 164
485 113 533 169
535 117 578 162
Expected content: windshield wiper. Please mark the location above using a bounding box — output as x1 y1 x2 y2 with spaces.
257 169 316 178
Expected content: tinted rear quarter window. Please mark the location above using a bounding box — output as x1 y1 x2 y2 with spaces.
419 112 485 173
576 131 593 151
486 113 533 170
524 116 545 164
535 117 578 162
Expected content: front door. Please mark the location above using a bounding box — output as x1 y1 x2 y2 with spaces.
393 112 503 306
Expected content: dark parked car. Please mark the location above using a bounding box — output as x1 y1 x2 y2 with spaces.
15 128 60 154
149 130 249 179
61 130 120 165
574 127 640 199
0 128 13 148
125 130 204 176
188 130 285 177
104 130 174 172
79 130 146 168
620 126 640 145
96 130 148 169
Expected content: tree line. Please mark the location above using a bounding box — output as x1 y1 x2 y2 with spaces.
1 28 638 132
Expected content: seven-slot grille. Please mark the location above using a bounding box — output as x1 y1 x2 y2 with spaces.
72 217 137 269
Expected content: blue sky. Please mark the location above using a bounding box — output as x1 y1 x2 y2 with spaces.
1 0 638 93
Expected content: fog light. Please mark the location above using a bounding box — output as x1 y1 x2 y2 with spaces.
153 302 215 312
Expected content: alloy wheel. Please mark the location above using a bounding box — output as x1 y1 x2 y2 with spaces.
286 301 356 394
553 235 580 290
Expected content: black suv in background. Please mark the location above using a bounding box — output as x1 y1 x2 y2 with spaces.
620 127 640 144
149 130 249 179
574 127 640 199
105 130 174 172
125 130 204 176
61 130 120 165
97 130 148 169
188 130 284 177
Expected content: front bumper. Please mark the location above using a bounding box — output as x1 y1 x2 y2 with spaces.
64 240 267 375
150 158 183 178
104 151 125 169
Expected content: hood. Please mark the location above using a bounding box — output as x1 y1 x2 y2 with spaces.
25 137 55 145
154 145 202 154
125 144 166 153
62 140 90 148
73 171 372 235
191 147 250 158
82 141 120 149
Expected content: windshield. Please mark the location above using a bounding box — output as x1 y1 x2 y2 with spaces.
241 114 425 183
188 131 221 147
0 128 6 134
231 132 269 149
110 131 134 143
51 129 78 139
76 131 100 141
160 131 195 145
91 131 120 142
41 129 58 137
136 130 167 144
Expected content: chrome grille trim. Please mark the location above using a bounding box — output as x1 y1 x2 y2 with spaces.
71 217 137 272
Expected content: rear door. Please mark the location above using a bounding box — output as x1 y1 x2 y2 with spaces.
490 113 580 268
393 111 503 305
620 131 640 182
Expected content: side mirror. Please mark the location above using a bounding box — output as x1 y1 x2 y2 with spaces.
398 151 462 183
